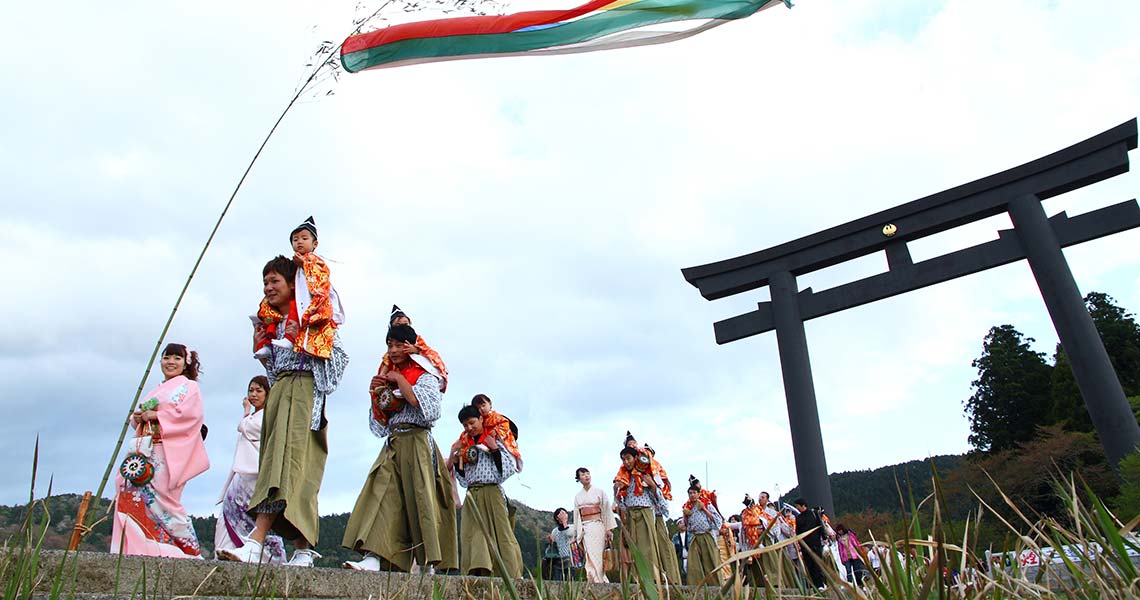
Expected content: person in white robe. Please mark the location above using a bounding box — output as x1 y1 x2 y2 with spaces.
214 376 286 563
572 467 617 583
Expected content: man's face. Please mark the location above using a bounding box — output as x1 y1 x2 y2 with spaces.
621 454 635 470
462 416 483 438
759 493 769 505
291 230 317 255
387 338 415 363
263 271 295 311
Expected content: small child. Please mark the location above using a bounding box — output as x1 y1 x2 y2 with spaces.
375 305 449 392
688 475 718 512
450 394 522 471
253 217 345 360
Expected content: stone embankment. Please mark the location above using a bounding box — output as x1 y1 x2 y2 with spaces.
23 550 606 599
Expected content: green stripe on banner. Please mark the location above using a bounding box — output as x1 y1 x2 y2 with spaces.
342 0 772 72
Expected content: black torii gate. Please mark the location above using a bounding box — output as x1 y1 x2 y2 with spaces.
682 119 1140 515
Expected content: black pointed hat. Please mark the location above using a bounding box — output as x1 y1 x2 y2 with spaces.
290 216 318 241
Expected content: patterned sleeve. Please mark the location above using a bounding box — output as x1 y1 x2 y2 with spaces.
311 333 350 395
654 488 670 517
412 373 442 423
368 405 390 439
457 448 516 487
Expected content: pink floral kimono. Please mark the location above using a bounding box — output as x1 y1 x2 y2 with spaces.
110 375 210 558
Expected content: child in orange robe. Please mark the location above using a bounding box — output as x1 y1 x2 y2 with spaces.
376 305 449 392
449 394 522 471
253 216 344 360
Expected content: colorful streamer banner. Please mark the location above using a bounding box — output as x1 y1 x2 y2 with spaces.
341 0 788 71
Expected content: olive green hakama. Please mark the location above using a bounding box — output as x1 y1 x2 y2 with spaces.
686 532 722 586
655 514 683 584
459 485 523 577
248 372 326 545
341 428 458 571
622 506 662 581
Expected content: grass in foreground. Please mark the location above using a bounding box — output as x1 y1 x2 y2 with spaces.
3 449 1140 599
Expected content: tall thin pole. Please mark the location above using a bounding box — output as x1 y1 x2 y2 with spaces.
84 2 395 532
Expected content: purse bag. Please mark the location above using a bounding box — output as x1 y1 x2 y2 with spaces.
119 435 156 487
569 540 584 568
602 543 616 573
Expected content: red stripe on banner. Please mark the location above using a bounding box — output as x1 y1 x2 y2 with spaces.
342 0 615 53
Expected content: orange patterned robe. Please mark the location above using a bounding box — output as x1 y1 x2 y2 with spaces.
683 490 717 513
740 504 771 549
451 409 522 470
371 361 426 427
255 254 336 359
380 335 449 392
482 410 522 468
613 464 649 500
650 455 673 501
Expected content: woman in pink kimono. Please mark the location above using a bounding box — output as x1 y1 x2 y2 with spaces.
110 343 210 558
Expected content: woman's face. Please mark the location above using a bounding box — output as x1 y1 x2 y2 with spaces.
160 353 186 380
248 382 267 411
578 470 592 486
556 510 569 526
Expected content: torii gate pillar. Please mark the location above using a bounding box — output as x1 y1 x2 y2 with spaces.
1009 195 1140 466
770 270 834 514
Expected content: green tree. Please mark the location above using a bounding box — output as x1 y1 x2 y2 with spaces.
964 325 1052 453
1050 292 1140 430
1110 450 1140 522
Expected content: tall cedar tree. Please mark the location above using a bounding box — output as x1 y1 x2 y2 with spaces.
1050 292 1140 430
965 325 1053 453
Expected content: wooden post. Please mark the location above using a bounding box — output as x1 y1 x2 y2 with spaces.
68 491 93 551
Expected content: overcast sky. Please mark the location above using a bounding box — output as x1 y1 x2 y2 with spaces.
2 0 1139 527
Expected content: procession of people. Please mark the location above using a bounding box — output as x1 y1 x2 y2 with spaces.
108 215 855 590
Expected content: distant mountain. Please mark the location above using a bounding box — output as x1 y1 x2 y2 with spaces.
5 455 973 569
779 454 966 514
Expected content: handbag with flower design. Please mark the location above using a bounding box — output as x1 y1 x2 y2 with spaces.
119 435 155 486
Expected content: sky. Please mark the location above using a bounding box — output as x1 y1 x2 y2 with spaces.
2 0 1139 529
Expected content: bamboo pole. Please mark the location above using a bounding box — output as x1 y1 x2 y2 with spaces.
80 1 396 537
68 491 93 551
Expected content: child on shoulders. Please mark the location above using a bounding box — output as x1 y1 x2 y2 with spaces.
253 216 345 360
375 305 449 392
450 394 523 472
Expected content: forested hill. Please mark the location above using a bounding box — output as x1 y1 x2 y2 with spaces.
778 454 965 514
8 454 967 560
